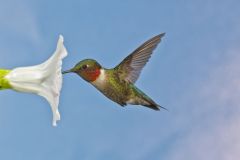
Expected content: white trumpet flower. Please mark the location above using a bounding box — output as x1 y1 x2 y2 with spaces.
3 35 68 126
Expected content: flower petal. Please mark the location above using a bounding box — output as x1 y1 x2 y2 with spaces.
5 35 68 126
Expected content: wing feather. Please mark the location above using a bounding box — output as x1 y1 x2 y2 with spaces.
115 33 165 83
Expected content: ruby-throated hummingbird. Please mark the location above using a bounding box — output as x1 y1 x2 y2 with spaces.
63 33 166 110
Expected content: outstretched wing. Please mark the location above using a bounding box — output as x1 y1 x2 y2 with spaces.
115 33 165 83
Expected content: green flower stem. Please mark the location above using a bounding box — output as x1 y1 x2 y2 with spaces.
0 69 12 90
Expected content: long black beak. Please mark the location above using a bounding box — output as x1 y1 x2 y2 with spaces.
62 69 73 74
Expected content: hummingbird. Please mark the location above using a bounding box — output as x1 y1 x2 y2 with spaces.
63 33 166 110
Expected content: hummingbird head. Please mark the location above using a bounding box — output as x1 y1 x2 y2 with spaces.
63 59 102 82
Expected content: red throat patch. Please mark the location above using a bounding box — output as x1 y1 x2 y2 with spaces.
85 69 101 82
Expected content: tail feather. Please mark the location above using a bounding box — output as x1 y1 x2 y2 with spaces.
130 85 167 111
144 104 160 111
144 102 168 111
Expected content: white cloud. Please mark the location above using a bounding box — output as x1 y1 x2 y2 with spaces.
163 48 240 160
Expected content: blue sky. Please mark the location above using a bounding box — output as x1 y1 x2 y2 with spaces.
0 0 240 159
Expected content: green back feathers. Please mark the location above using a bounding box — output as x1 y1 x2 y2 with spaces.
0 69 12 90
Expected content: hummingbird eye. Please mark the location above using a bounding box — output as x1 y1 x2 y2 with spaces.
81 64 88 70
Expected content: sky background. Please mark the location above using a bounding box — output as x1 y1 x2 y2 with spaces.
0 0 240 160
